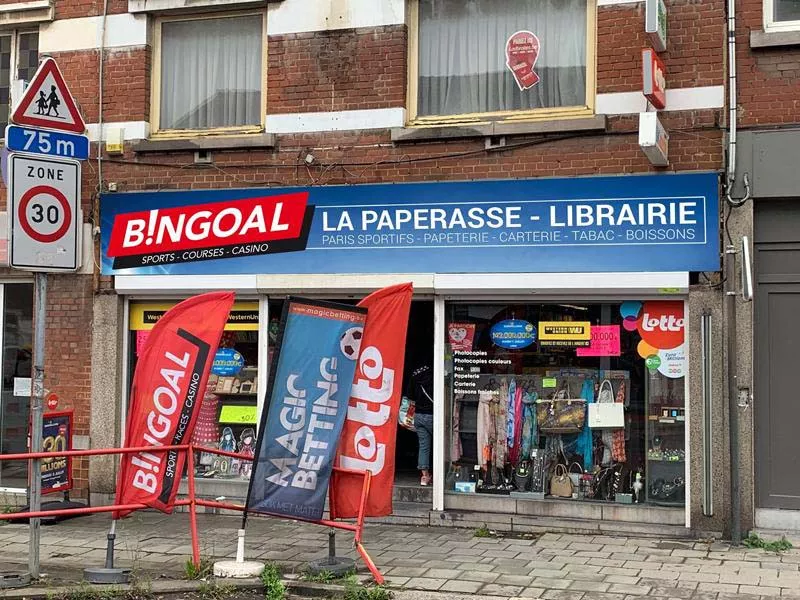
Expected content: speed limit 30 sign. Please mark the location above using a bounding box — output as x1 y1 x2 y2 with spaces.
9 153 81 271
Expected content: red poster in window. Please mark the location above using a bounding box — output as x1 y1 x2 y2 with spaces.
506 30 541 91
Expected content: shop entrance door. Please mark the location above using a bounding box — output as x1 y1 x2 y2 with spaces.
754 202 800 510
0 282 34 491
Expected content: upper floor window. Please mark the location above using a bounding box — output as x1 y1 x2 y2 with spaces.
766 0 800 30
408 0 595 124
153 12 264 134
0 30 38 131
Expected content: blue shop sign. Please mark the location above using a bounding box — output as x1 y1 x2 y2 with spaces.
491 319 537 350
211 348 244 377
100 172 720 275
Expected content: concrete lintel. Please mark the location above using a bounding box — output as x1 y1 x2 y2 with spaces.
132 133 276 153
392 115 607 143
750 29 800 49
0 0 52 25
129 0 276 13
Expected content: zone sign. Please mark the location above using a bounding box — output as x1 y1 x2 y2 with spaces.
9 153 81 271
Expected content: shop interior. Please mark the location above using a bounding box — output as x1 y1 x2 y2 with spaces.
444 301 686 506
127 298 435 494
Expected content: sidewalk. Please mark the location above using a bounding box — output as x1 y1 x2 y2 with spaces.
0 512 798 599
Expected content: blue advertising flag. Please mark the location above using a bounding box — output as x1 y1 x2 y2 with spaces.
246 298 368 521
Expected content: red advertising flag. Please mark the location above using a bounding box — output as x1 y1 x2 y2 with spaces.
330 283 413 518
114 291 235 518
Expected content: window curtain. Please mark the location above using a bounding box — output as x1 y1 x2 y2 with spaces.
160 15 261 130
418 0 586 117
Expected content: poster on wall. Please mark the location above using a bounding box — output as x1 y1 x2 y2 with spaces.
505 30 541 90
40 411 72 495
490 319 536 349
100 173 721 276
621 300 685 378
246 299 367 521
538 321 591 347
448 322 476 352
577 325 621 357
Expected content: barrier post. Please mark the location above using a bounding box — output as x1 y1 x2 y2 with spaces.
187 445 201 569
28 272 47 579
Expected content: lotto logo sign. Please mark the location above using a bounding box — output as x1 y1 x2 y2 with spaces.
636 301 684 350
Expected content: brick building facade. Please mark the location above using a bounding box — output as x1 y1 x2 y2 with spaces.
0 0 774 539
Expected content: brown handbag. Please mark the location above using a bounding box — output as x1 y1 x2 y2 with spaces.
535 387 587 434
549 464 574 498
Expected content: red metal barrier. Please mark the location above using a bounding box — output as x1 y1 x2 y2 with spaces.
0 444 384 584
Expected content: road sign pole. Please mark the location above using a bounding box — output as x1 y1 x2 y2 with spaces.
28 271 46 579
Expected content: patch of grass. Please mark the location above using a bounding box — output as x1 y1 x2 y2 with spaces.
184 557 214 580
261 563 285 600
743 533 793 553
302 569 337 583
341 575 392 600
473 524 491 538
196 582 236 600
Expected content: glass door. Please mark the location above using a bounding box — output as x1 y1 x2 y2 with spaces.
0 282 34 490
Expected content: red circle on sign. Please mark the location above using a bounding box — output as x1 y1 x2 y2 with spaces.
46 393 59 410
18 185 72 243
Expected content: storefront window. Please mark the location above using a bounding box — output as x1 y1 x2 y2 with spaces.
445 301 685 506
128 300 260 480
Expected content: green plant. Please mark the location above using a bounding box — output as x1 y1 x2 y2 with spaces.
185 557 214 580
261 563 285 600
197 582 235 600
302 569 337 583
473 524 491 538
342 576 392 600
743 533 793 553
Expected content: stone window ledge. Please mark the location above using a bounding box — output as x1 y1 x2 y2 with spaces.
750 29 800 49
128 0 280 13
391 115 607 143
132 133 275 153
0 0 53 25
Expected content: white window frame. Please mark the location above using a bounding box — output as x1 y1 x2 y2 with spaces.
764 0 800 32
406 0 597 126
150 10 267 138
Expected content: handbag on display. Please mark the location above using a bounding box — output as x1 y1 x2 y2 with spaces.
549 464 574 498
514 461 531 491
398 395 416 431
588 379 625 429
568 462 584 488
536 386 587 434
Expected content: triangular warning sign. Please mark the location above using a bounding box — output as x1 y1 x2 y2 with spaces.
10 58 85 133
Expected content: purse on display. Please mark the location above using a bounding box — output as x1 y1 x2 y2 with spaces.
549 464 574 498
568 462 584 488
536 386 587 434
588 379 625 429
514 461 531 491
398 395 416 431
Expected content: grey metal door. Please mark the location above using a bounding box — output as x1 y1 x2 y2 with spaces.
755 202 800 509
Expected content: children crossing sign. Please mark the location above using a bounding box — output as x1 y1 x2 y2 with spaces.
10 57 85 133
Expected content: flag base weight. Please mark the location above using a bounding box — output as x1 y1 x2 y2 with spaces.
213 529 264 579
306 530 355 577
83 523 130 584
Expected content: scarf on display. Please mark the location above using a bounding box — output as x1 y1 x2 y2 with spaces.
520 390 538 459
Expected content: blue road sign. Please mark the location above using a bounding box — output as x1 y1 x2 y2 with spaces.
5 125 89 161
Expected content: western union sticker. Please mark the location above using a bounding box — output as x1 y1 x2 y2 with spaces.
538 321 592 347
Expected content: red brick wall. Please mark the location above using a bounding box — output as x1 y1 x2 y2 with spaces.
267 26 406 114
54 0 128 19
50 47 150 125
597 1 725 93
738 0 800 127
42 275 94 498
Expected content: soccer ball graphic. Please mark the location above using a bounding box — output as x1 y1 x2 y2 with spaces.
340 327 364 360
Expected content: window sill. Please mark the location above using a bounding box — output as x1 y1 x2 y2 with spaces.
391 115 607 143
129 0 279 12
750 29 800 48
132 133 275 153
0 0 53 24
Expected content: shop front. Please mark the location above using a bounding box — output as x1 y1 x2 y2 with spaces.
100 172 719 529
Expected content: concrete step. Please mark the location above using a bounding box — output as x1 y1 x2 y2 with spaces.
392 483 432 504
753 528 800 546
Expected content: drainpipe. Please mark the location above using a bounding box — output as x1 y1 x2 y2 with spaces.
725 0 748 546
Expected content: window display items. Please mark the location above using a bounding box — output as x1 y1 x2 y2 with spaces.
192 392 220 470
446 301 687 508
238 428 256 479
